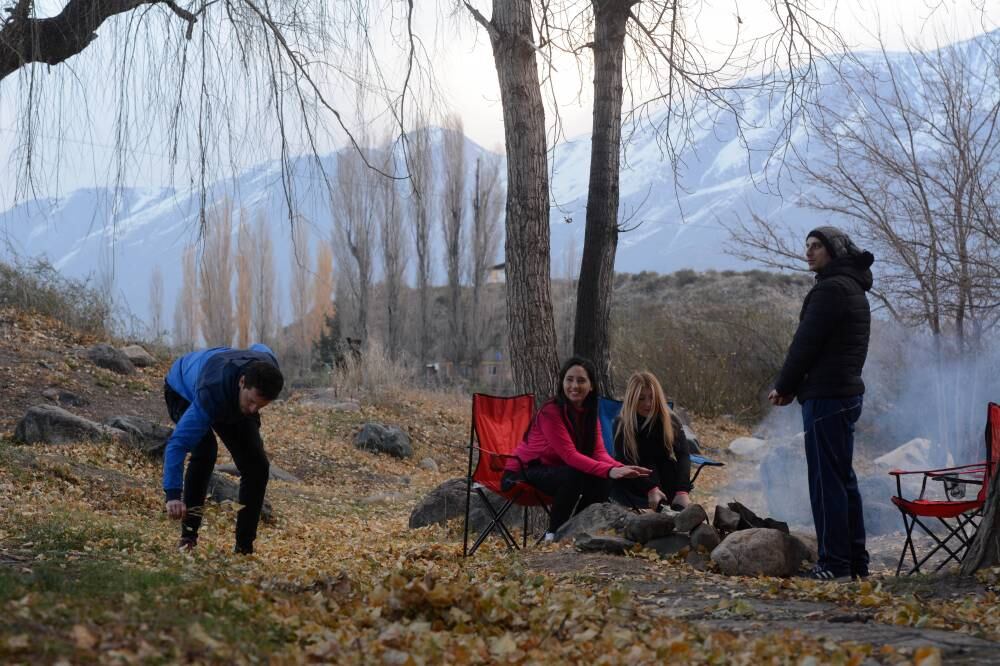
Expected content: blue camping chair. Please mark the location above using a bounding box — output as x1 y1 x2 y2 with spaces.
597 396 723 484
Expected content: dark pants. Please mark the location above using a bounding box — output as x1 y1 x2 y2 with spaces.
504 464 610 533
164 384 269 553
612 443 692 510
802 396 868 575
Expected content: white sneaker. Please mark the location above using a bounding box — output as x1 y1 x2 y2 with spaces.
543 532 556 542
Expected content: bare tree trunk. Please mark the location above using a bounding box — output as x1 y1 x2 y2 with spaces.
962 467 1000 574
378 143 408 360
573 0 634 396
442 115 467 373
198 200 234 346
148 264 164 343
251 211 277 347
407 123 434 368
478 0 559 399
469 154 504 372
235 216 253 348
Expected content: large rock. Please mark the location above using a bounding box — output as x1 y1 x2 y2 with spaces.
713 505 742 533
673 503 709 532
206 472 273 523
84 344 136 375
407 478 546 533
874 438 953 499
120 344 156 367
574 533 636 555
103 415 173 458
645 533 691 558
554 502 632 543
624 512 675 543
711 528 811 577
354 423 413 458
690 523 721 552
14 405 127 445
215 462 301 483
728 436 768 460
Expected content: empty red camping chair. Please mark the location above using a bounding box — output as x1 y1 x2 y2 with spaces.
889 402 1000 575
463 393 552 557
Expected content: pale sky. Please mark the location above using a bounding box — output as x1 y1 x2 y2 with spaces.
0 0 997 205
445 0 1000 147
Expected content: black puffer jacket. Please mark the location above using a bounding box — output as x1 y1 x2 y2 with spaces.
775 252 874 401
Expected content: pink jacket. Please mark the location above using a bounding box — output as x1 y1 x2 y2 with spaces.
504 401 622 477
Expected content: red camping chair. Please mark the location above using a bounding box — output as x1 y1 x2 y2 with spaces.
463 393 552 557
889 402 1000 575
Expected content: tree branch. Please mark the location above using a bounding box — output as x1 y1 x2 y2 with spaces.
0 0 201 80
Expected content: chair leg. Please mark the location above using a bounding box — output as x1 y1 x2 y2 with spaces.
467 488 522 556
896 513 915 576
522 504 529 549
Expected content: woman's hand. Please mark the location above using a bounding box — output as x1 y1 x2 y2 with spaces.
647 486 667 510
609 465 651 480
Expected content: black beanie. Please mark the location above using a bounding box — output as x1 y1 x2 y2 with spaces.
807 226 859 259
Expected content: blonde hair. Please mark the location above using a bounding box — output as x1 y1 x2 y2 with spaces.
616 371 676 463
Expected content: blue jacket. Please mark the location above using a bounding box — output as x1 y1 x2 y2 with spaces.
162 344 279 499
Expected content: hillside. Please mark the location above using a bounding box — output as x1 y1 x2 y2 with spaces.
1 308 999 662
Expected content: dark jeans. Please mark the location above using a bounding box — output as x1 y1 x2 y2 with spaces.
802 396 868 575
164 384 269 553
503 463 610 533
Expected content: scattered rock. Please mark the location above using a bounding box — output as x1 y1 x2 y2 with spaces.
711 528 809 577
674 503 709 532
120 344 156 367
713 505 742 533
407 477 545 533
624 512 675 544
574 533 636 555
84 344 136 375
419 457 439 472
645 533 691 558
14 405 127 445
214 462 301 483
554 502 632 543
728 436 768 459
206 472 273 523
690 523 721 552
41 387 88 408
103 415 173 458
874 437 951 474
354 423 413 459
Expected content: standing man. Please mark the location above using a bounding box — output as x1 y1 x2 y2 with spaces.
769 227 875 581
162 344 283 554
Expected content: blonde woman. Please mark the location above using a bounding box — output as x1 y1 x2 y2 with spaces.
612 371 692 511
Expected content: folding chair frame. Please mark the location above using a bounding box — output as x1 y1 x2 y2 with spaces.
894 505 981 575
889 401 1000 576
462 395 551 558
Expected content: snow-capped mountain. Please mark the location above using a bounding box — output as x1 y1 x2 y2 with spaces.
2 31 997 326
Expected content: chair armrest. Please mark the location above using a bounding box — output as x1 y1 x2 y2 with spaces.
470 446 523 472
888 462 986 476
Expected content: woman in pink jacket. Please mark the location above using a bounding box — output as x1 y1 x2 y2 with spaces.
502 356 650 538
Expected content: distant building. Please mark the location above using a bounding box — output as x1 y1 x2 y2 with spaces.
487 263 505 284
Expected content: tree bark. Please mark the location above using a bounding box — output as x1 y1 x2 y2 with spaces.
961 468 1000 574
486 0 559 399
573 0 634 396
